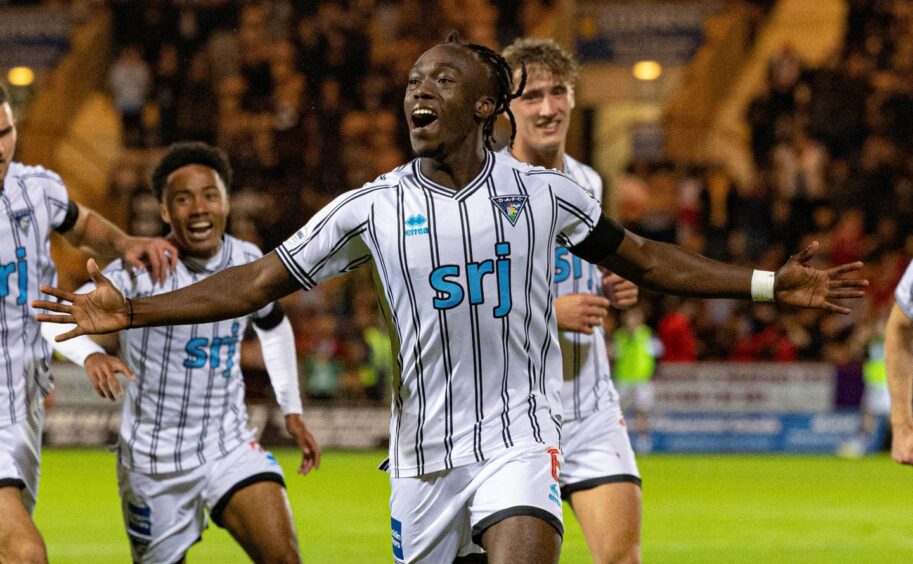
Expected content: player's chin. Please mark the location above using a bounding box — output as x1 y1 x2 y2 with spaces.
412 142 446 159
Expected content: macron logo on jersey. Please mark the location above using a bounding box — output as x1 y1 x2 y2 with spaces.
490 194 528 226
404 214 428 237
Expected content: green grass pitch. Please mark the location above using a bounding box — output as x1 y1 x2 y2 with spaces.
34 449 913 563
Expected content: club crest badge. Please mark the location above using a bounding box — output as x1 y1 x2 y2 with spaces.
13 212 30 235
490 195 528 226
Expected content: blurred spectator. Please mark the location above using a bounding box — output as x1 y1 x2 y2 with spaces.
612 306 662 452
110 45 151 147
657 297 697 362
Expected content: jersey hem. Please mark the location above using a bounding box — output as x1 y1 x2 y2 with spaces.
389 439 558 478
118 435 248 475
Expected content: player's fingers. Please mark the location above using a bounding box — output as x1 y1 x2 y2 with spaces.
88 258 108 285
145 247 165 286
827 261 865 277
33 300 72 314
821 301 851 315
793 241 819 264
163 241 179 273
37 285 76 303
828 277 868 289
56 327 86 342
827 290 866 299
108 371 124 398
586 295 611 308
87 372 106 399
118 362 136 381
98 366 116 400
35 313 76 325
310 437 322 470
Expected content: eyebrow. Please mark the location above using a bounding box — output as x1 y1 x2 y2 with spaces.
169 185 219 196
409 61 463 75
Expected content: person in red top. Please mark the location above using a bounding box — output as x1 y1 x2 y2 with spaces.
657 297 697 362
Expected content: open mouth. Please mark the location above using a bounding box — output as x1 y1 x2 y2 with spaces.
411 108 439 129
537 121 560 133
187 221 214 240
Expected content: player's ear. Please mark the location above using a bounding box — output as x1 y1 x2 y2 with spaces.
160 202 171 225
567 85 576 111
475 95 495 121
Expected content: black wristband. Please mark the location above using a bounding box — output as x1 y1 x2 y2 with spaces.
126 297 135 330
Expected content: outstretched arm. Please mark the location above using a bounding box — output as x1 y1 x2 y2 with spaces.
62 202 178 285
574 219 865 312
34 252 299 340
886 302 913 466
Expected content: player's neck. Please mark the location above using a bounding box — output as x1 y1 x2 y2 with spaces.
511 141 565 171
419 143 488 190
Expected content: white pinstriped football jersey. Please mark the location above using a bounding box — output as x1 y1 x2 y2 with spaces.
93 236 275 474
554 155 618 421
0 162 70 426
277 150 603 478
895 259 913 320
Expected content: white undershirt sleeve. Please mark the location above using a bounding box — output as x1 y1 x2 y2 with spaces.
41 322 106 367
253 316 303 415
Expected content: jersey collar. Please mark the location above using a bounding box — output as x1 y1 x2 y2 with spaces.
180 236 230 274
412 150 494 201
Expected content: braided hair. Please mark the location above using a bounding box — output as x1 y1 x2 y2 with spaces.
445 32 526 150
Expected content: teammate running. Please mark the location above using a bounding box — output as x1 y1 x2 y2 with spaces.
46 142 319 563
503 37 642 563
885 259 913 466
35 35 867 564
0 83 176 564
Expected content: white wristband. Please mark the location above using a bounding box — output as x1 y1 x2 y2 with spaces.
751 270 776 302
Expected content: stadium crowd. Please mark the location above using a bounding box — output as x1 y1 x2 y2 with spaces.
96 0 904 402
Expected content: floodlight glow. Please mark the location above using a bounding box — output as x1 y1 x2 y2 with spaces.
632 61 662 81
7 66 35 86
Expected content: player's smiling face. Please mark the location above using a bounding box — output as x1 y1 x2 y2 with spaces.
161 164 229 259
510 65 574 155
404 43 494 158
0 103 17 184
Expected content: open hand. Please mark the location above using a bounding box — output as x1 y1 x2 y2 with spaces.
33 259 131 341
603 272 638 310
774 242 867 314
556 294 610 334
85 353 135 401
286 414 321 475
122 236 178 286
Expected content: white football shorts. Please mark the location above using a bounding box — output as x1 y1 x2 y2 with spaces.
559 401 641 498
0 391 44 515
117 439 285 564
389 443 564 563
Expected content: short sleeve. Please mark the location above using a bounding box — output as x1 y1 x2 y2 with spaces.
239 241 278 321
275 188 374 290
895 260 913 320
42 171 71 231
551 173 603 248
